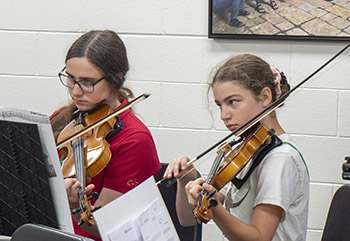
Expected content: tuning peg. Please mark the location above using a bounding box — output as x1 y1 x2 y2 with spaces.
208 199 218 209
88 192 99 201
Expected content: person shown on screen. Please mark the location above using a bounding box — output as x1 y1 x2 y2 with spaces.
164 54 309 241
50 30 161 241
213 0 249 27
255 0 278 13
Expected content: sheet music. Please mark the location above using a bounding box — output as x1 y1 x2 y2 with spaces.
0 108 73 233
94 177 180 241
107 219 142 241
136 198 177 241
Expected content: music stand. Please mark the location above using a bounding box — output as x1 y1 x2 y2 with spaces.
0 120 58 236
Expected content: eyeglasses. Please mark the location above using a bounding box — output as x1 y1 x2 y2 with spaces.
58 67 105 93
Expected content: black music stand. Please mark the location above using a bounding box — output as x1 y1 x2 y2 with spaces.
0 120 58 236
156 163 202 241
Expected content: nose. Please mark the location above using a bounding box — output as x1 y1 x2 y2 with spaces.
220 105 231 122
70 82 84 96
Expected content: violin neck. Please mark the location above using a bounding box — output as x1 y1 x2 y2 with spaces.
72 138 86 188
206 151 225 185
72 138 91 212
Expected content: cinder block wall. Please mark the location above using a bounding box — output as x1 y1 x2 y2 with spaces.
1 1 349 240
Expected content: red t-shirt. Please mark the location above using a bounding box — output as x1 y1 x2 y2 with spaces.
70 100 161 240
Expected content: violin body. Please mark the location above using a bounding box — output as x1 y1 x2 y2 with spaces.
55 94 149 226
194 124 272 223
211 124 270 191
57 104 116 182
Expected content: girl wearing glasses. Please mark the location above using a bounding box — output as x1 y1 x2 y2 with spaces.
50 30 161 240
164 54 309 241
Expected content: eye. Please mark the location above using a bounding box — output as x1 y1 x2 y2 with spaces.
66 75 75 84
79 79 94 87
228 99 238 106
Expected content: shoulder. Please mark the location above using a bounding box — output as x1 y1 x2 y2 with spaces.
49 106 67 120
108 110 155 146
122 111 152 134
252 134 309 207
257 134 309 187
264 134 305 167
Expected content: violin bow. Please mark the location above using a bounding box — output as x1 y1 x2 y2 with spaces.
156 43 350 186
188 43 350 165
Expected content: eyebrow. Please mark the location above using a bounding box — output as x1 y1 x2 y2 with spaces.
65 70 98 80
224 94 241 101
215 94 241 103
65 70 74 77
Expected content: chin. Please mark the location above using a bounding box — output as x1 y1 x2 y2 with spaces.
74 104 89 112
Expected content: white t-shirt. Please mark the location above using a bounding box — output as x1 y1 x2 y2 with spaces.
221 134 309 241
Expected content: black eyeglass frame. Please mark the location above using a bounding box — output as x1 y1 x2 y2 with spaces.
58 67 105 93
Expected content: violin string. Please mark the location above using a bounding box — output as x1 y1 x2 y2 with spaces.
79 139 86 189
206 151 225 185
72 139 86 208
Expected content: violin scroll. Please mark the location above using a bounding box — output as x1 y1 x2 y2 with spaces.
78 193 99 226
193 190 218 223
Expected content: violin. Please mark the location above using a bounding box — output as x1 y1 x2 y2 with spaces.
56 93 149 226
193 123 274 223
58 104 116 183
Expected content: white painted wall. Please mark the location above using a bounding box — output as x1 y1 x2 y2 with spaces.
1 1 349 240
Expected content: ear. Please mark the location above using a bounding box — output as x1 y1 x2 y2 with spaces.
117 72 125 81
258 87 273 108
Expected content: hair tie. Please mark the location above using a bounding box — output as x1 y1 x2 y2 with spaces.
270 65 282 99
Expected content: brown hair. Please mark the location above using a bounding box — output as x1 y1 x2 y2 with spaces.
209 54 290 102
50 30 133 140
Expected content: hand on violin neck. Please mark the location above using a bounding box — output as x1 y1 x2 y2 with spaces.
203 183 217 195
64 178 81 208
84 184 95 195
164 156 197 181
185 177 209 206
64 178 95 209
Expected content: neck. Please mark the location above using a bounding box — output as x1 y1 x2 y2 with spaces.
104 97 122 111
261 115 285 136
